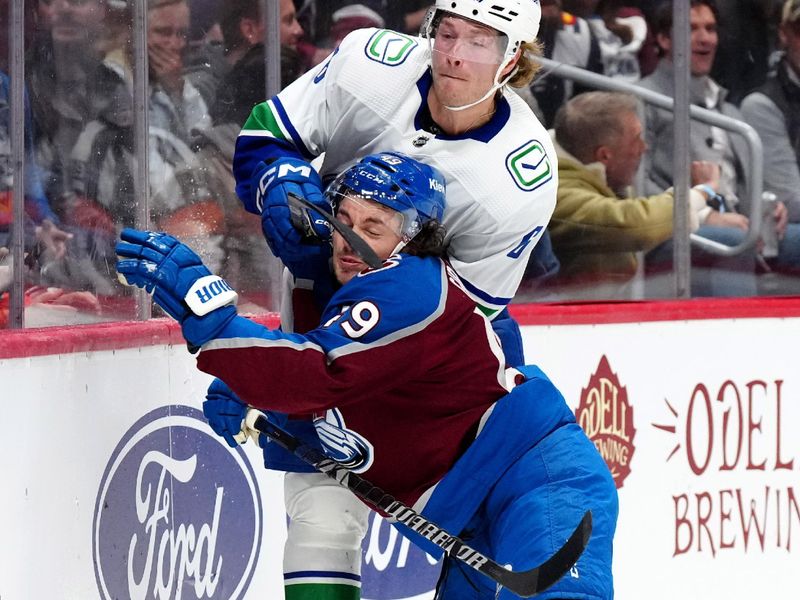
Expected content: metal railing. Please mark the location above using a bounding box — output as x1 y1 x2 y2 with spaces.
533 56 764 260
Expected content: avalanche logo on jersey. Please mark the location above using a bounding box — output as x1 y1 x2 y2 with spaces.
314 408 375 473
364 29 418 66
505 139 553 192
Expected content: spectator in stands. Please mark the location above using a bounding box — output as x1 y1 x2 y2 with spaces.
211 0 307 127
182 0 227 109
638 0 800 277
712 0 784 105
741 0 800 223
328 3 385 47
206 0 301 306
146 0 211 144
297 1 431 43
547 91 757 297
24 0 135 295
531 0 603 127
61 0 222 295
282 0 325 75
0 71 65 252
587 0 649 82
26 0 129 206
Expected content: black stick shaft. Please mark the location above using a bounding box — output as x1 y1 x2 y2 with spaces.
249 412 591 597
287 192 383 269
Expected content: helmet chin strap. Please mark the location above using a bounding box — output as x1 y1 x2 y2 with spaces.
443 63 517 112
391 240 407 255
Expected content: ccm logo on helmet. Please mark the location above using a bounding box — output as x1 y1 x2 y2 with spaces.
358 169 388 183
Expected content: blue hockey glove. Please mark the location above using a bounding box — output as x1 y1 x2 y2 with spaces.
203 378 249 448
115 228 238 348
252 157 333 265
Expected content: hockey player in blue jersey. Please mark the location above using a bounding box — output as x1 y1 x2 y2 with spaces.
116 153 617 599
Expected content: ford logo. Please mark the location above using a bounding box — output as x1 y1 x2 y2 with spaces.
93 405 262 600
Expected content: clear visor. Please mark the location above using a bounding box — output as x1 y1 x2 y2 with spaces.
326 179 421 243
430 15 510 65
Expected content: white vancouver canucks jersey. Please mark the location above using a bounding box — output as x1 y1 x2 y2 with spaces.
235 28 558 314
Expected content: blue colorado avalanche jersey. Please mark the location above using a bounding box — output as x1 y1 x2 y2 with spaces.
196 254 516 505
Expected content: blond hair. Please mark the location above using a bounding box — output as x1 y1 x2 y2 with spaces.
508 40 543 88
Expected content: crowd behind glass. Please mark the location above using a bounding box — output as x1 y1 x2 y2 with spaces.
1 0 796 327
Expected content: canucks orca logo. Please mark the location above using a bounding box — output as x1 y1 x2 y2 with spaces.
314 409 374 473
506 139 553 192
364 30 418 66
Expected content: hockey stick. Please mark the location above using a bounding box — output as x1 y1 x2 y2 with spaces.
287 192 383 269
244 409 592 598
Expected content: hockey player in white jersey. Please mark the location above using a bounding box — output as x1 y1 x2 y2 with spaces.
222 1 558 598
234 0 556 331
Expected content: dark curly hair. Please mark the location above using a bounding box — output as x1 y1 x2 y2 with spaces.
403 220 449 259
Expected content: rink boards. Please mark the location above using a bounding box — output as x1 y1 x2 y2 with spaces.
2 297 800 600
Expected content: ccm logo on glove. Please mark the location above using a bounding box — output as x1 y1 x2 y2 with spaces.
256 163 313 212
185 275 238 316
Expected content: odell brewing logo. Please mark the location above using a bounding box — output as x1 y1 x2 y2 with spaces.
93 405 262 600
575 355 636 488
360 512 441 599
653 378 799 556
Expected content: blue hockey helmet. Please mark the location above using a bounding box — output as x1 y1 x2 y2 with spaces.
326 152 446 243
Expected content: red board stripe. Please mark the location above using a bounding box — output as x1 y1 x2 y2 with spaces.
508 296 800 325
2 297 800 359
0 314 281 359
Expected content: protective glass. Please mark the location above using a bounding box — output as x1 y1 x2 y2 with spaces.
431 15 509 65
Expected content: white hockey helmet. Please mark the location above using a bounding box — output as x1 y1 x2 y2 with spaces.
421 0 542 111
422 0 542 61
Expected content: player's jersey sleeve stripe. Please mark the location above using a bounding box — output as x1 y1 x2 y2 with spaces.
202 336 324 354
328 264 449 361
238 99 314 161
457 275 512 311
272 96 315 160
240 100 288 141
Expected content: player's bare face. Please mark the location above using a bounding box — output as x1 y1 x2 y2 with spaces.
430 16 506 107
332 197 404 285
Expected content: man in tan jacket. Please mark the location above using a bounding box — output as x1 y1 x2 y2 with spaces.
547 90 755 297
